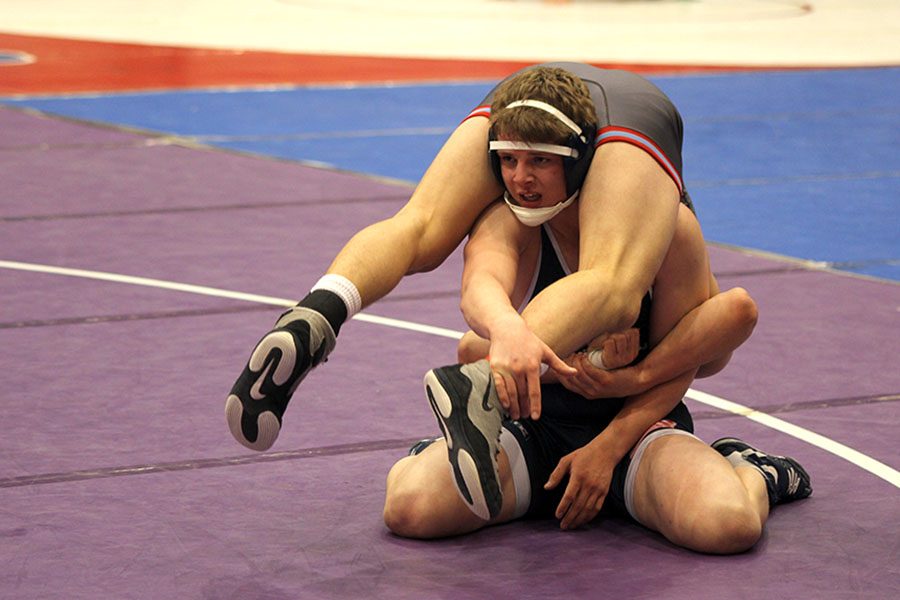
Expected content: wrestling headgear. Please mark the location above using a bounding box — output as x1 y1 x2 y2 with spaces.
488 99 597 199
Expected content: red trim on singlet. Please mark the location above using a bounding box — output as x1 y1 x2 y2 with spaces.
462 105 492 123
595 126 684 194
628 419 679 459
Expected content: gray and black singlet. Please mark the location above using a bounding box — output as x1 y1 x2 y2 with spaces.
464 62 694 210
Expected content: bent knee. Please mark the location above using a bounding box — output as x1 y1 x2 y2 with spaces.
688 501 763 555
578 270 644 332
383 487 435 539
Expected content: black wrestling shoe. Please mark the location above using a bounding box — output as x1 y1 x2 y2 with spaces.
225 306 336 451
712 437 812 506
424 360 504 521
407 437 441 456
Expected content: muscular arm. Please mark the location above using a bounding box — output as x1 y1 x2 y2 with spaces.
563 287 759 399
599 204 710 437
460 204 526 342
637 286 757 385
460 205 575 418
551 367 697 529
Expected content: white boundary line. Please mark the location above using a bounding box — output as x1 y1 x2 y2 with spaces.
3 258 898 489
685 389 899 488
0 260 466 339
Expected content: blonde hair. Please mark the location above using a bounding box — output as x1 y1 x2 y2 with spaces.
489 67 597 144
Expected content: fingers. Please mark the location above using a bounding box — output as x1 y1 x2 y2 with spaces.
623 328 639 364
547 450 610 529
491 360 546 420
559 368 591 397
493 371 518 419
563 354 602 397
543 344 577 376
543 456 570 491
554 480 580 525
548 459 589 526
624 329 640 362
512 370 529 420
559 490 605 530
597 328 639 370
492 367 531 420
554 477 606 530
526 368 542 420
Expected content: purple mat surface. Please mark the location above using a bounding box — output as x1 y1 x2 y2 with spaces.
1 107 139 148
3 269 251 324
694 269 900 407
2 446 894 600
2 109 898 600
1 107 410 221
1 310 454 474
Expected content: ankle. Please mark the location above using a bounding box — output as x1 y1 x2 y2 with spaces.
297 289 347 334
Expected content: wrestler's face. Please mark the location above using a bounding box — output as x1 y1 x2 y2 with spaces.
496 144 567 207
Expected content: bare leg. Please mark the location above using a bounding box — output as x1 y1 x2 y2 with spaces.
327 117 500 306
226 119 500 450
630 434 769 554
457 330 490 363
521 143 682 356
383 440 520 538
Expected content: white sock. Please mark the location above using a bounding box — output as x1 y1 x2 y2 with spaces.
311 274 362 319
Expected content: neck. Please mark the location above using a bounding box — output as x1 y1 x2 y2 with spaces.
547 201 580 247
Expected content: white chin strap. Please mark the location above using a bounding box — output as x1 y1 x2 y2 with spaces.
504 191 578 227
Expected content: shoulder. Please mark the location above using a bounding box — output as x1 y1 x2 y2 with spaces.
469 201 536 252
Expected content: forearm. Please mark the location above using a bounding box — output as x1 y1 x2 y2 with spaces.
460 273 524 342
589 368 696 462
459 205 526 343
628 287 758 392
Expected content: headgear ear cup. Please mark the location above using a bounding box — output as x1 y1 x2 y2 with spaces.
562 125 595 197
488 126 504 187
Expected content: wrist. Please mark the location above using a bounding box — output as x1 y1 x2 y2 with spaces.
487 311 526 337
589 429 631 462
631 363 652 395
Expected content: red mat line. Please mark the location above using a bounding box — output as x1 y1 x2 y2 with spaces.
1 31 784 95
